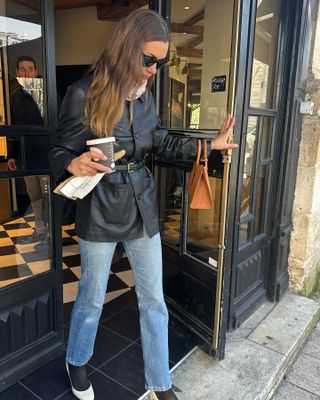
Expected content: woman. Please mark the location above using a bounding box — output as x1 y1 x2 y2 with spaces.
50 9 237 400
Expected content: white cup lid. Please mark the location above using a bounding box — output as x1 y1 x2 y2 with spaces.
86 137 115 145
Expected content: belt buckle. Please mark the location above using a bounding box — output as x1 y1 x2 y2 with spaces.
127 162 135 173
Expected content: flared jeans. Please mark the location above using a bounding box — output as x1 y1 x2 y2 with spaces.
66 230 171 391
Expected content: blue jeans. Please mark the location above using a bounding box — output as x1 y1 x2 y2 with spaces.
66 230 171 391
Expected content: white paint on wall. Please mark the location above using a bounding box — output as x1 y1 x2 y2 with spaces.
55 7 116 66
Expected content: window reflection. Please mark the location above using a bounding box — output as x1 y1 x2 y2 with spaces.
239 116 274 245
0 3 45 125
0 135 49 171
156 165 183 247
0 174 51 288
249 0 281 109
156 163 223 267
186 176 222 266
239 222 250 247
254 165 267 237
259 117 273 161
241 117 257 217
160 0 234 129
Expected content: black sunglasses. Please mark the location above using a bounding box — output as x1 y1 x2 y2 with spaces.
142 54 168 69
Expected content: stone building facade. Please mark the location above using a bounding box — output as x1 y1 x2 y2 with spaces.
289 0 320 295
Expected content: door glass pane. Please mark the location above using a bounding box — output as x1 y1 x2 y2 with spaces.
0 1 46 125
254 165 268 236
186 175 222 267
259 117 273 161
240 116 274 241
156 165 183 247
240 116 257 217
0 174 51 288
239 222 250 247
159 0 234 129
2 135 49 171
249 0 281 109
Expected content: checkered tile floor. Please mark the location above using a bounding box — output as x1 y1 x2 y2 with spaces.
0 209 199 400
0 212 135 302
0 213 50 288
61 224 135 304
0 197 218 291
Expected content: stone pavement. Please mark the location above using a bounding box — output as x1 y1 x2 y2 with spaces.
140 291 320 400
272 293 320 400
272 322 320 399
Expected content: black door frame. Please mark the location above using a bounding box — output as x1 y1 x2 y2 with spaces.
268 0 317 301
0 0 63 391
224 0 316 331
231 0 295 328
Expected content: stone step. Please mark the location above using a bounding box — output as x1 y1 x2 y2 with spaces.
139 292 320 400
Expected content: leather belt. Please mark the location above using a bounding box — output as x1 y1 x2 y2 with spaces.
115 161 145 173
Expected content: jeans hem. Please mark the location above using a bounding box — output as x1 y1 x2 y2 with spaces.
66 357 91 367
146 385 172 391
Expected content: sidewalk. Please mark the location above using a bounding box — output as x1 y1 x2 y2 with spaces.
272 321 320 399
272 291 320 400
142 292 320 400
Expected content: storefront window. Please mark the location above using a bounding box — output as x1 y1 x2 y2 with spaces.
160 0 234 130
0 1 46 125
0 174 51 288
249 0 281 109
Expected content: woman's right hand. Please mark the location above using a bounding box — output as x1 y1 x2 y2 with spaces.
66 150 112 176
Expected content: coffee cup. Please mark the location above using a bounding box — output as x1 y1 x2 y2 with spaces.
86 137 116 171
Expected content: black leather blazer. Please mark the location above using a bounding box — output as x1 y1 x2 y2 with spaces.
49 75 197 242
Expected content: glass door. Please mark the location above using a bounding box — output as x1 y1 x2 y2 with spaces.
152 0 241 357
0 0 62 391
227 0 293 328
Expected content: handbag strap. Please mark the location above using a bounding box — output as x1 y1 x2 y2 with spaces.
196 139 208 165
196 140 201 163
202 139 208 164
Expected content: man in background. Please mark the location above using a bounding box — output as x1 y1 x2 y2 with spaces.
7 56 48 244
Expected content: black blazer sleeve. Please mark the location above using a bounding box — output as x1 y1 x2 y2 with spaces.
152 117 198 161
149 95 202 162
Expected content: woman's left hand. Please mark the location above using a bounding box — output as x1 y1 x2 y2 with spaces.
211 114 238 150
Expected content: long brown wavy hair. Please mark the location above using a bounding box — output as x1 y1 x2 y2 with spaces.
84 9 170 137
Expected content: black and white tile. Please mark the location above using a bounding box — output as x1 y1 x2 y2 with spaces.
0 214 135 305
0 213 197 400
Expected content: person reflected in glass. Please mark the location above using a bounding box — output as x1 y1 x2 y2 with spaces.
50 10 237 400
7 56 48 246
9 56 43 125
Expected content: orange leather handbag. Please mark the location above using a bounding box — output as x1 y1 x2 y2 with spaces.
188 139 213 209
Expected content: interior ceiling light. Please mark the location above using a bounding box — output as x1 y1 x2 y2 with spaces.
184 6 190 10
